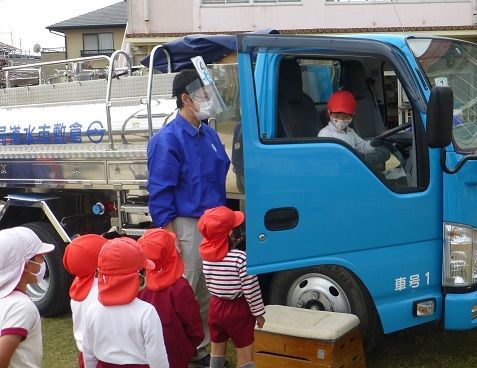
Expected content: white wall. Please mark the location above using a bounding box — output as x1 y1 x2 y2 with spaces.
127 0 474 35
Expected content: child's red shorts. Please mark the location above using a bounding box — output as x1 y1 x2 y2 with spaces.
208 295 256 348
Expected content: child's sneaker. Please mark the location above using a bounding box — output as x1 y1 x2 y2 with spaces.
189 354 229 368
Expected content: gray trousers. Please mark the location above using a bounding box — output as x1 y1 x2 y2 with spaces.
173 216 211 359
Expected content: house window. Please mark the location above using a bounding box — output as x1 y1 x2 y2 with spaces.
326 0 464 2
202 0 300 5
81 33 114 57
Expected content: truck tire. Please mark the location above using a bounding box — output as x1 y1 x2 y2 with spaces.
23 222 73 317
269 265 381 353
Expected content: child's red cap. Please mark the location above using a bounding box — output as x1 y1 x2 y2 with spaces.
63 234 108 301
98 237 154 306
138 229 184 291
198 206 244 262
327 90 356 115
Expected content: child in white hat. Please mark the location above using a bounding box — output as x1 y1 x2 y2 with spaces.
82 237 169 368
0 226 55 368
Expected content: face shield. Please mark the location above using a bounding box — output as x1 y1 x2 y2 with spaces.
187 56 227 118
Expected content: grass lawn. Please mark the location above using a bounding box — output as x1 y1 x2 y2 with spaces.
42 313 477 368
367 322 477 368
42 313 78 368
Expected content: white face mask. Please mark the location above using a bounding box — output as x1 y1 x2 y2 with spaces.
28 260 46 283
330 116 352 131
190 100 213 121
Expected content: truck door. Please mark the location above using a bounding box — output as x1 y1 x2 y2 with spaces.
237 34 444 349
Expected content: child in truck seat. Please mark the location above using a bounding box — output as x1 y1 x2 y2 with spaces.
318 90 378 154
318 90 410 183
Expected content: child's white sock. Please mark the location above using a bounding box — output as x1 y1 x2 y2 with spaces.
210 355 226 368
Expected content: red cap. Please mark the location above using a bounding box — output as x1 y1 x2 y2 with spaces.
138 229 184 291
198 206 244 262
327 91 356 115
97 237 155 306
63 234 108 301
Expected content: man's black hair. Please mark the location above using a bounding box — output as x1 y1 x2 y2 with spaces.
172 69 201 109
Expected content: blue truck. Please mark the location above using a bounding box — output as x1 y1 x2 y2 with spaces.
231 33 473 350
0 33 474 351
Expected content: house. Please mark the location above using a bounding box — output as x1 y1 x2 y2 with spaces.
45 0 477 66
46 1 127 67
123 0 477 64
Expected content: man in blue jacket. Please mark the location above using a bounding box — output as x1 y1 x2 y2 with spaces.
147 69 230 367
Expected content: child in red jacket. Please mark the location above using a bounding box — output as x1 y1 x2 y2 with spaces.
138 228 204 368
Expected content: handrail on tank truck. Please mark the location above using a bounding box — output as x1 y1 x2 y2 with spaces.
2 55 112 87
3 53 138 151
105 50 133 150
146 45 171 140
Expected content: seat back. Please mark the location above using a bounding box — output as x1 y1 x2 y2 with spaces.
342 60 385 138
277 59 323 137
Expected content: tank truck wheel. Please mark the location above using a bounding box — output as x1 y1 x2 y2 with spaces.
24 222 73 317
269 265 382 353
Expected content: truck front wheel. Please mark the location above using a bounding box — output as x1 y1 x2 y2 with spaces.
269 265 381 353
23 222 73 317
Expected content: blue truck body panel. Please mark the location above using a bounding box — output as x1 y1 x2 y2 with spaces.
237 33 477 335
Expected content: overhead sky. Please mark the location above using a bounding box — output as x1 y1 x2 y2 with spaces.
0 0 121 52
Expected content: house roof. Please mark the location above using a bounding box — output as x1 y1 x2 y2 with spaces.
47 1 127 32
0 42 19 53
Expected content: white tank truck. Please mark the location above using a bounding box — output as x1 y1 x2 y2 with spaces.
0 50 198 316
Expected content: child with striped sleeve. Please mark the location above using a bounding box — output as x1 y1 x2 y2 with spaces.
198 206 265 368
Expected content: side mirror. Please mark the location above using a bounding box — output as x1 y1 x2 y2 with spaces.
426 85 453 149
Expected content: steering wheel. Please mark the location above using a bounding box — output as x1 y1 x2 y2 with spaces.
371 122 412 143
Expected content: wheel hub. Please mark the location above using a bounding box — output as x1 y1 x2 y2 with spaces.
287 273 351 313
304 299 326 311
27 277 50 302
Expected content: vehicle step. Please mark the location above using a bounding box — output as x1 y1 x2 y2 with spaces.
122 228 147 237
121 204 149 214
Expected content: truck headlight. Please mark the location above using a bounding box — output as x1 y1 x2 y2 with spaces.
443 223 477 287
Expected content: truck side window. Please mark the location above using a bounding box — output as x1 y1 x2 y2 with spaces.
275 58 338 139
207 63 245 195
273 56 419 190
276 58 328 138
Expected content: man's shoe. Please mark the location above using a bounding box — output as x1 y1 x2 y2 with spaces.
189 354 229 368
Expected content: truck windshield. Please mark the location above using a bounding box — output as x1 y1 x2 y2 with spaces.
408 38 477 152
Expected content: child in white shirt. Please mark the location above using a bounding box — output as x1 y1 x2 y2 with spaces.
82 237 169 368
63 234 108 368
0 227 55 368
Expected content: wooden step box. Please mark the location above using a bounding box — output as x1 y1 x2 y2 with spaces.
253 305 366 368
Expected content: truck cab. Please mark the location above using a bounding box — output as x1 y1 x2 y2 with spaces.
220 34 474 350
